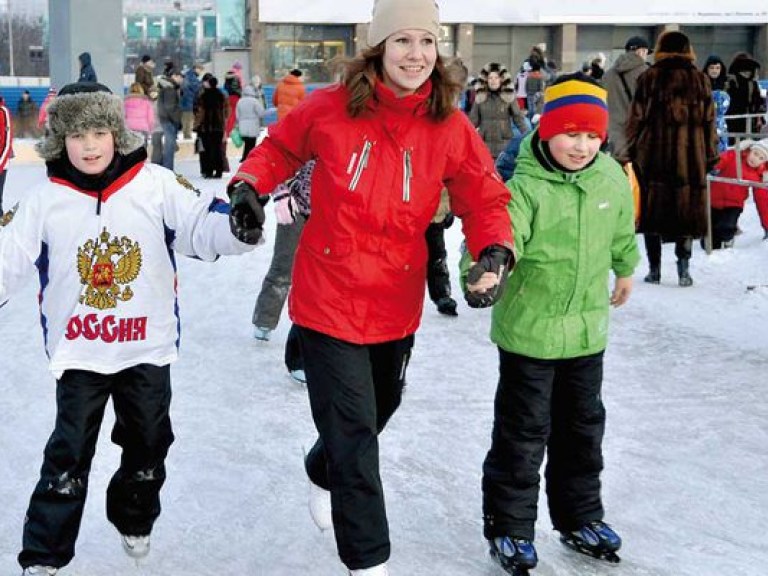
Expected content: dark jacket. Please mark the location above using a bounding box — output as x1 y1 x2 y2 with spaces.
725 53 765 136
626 57 719 237
194 86 228 133
77 52 97 83
604 52 649 161
181 69 202 112
156 75 182 127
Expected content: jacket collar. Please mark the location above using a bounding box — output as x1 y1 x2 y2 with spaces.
369 79 432 117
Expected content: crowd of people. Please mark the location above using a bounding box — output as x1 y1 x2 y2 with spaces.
1 2 768 576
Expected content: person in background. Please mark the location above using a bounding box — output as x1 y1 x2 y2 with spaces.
77 52 97 83
224 61 244 138
0 81 260 576
156 67 184 171
123 82 155 147
235 85 269 162
0 97 12 216
603 35 651 161
702 55 728 91
469 62 529 159
194 75 228 179
226 0 514 572
514 62 531 112
17 90 40 138
249 74 268 109
37 87 57 133
180 63 204 140
135 55 157 100
707 138 768 248
273 68 306 120
625 31 719 287
725 52 765 139
471 73 639 576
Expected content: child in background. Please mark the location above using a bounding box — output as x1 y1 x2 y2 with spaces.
123 81 156 146
708 138 768 247
0 97 12 215
0 81 262 576
465 73 640 575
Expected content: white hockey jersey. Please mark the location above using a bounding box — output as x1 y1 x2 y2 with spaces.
0 162 254 377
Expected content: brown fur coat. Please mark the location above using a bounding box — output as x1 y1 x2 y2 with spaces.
626 57 719 237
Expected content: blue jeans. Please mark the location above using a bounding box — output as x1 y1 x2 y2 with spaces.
160 120 178 171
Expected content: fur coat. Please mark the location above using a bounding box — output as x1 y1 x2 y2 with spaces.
626 55 719 237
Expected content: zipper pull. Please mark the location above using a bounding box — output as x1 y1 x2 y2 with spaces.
402 149 412 203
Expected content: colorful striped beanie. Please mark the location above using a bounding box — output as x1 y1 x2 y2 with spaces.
538 75 608 142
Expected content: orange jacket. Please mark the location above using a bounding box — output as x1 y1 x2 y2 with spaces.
273 74 306 120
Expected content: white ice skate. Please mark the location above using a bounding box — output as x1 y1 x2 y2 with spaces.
121 534 151 559
308 478 333 531
349 563 389 575
22 567 57 576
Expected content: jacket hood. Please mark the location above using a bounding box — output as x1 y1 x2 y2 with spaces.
78 52 92 66
242 85 257 98
728 52 760 74
611 51 648 74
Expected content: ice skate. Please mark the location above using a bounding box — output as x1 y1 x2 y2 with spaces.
559 520 621 563
289 368 307 384
308 477 333 531
349 563 389 575
253 326 272 341
121 533 151 559
21 567 57 576
488 536 537 575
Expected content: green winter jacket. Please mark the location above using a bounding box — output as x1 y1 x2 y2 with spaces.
463 132 640 359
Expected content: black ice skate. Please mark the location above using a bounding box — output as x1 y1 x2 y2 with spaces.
488 536 538 575
559 520 622 563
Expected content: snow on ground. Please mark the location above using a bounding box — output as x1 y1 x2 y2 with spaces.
1 154 767 575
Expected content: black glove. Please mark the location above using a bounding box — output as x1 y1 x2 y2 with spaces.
228 181 265 244
442 211 455 229
464 244 514 308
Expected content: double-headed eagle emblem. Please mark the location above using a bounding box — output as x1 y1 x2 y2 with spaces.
77 227 142 310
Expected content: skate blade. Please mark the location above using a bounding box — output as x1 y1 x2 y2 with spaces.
560 534 621 564
489 549 532 575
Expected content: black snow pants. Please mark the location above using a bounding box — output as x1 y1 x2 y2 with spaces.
19 364 174 570
299 326 414 571
482 350 606 541
425 221 451 303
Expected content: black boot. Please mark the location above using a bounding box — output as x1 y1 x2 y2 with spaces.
677 259 693 287
436 296 458 316
644 266 660 284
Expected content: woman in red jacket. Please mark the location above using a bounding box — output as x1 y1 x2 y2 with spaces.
227 1 514 574
709 138 768 248
0 98 12 216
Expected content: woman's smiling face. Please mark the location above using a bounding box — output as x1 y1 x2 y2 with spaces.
381 29 437 97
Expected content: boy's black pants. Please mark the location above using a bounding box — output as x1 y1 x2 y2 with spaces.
19 364 174 569
299 326 413 571
482 350 606 541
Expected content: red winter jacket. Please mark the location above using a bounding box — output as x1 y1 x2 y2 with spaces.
710 148 766 209
0 104 13 173
234 81 513 344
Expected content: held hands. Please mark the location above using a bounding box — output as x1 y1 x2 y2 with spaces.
610 276 633 307
228 181 265 244
465 245 514 308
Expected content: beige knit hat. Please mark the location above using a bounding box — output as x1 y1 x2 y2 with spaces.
367 0 440 47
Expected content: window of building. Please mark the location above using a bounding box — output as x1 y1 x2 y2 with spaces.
265 24 354 83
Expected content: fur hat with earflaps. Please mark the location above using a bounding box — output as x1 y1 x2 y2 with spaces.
36 82 144 162
653 31 696 63
474 62 515 104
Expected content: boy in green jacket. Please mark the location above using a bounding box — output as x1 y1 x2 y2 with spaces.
464 73 640 575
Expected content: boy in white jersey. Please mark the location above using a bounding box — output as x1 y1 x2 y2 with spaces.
0 82 264 576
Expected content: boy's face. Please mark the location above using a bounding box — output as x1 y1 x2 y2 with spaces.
746 147 768 169
547 132 602 170
65 128 115 175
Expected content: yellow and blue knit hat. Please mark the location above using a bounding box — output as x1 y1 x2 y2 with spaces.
538 74 608 142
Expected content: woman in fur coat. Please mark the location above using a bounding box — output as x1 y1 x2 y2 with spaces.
626 31 719 287
469 62 529 158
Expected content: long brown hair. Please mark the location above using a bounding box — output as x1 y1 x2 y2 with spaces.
330 43 463 121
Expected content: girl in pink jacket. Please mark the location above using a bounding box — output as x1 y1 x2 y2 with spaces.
123 82 155 143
